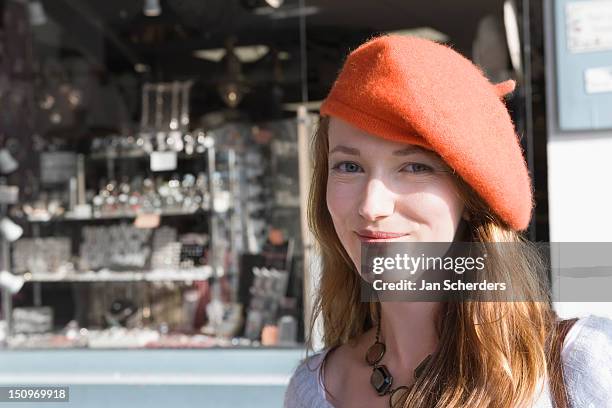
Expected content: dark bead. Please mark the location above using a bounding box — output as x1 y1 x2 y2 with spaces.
370 365 393 396
365 341 386 366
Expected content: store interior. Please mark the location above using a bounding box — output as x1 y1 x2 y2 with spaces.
0 0 545 350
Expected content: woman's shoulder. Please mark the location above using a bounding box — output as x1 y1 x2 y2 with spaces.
283 348 333 408
562 314 612 407
562 313 612 359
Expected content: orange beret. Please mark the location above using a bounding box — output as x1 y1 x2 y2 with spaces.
320 35 533 232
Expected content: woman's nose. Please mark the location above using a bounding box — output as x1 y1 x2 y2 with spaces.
358 178 395 221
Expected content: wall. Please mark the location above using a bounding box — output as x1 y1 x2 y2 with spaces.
543 0 612 318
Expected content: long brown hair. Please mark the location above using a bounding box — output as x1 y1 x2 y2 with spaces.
306 116 558 407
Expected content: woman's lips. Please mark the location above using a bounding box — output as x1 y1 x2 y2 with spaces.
354 230 409 242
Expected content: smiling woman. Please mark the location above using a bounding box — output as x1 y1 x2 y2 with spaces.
283 34 612 408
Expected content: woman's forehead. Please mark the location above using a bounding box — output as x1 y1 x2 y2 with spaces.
328 117 438 158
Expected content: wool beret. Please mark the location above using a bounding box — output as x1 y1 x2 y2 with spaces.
320 35 533 232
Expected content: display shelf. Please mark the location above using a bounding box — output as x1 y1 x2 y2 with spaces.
88 134 215 161
21 266 214 283
26 207 211 223
89 150 209 161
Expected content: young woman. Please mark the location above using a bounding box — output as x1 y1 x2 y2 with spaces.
284 35 612 408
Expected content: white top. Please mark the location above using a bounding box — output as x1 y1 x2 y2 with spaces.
284 314 612 408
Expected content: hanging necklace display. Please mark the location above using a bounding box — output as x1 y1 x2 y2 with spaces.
365 312 433 408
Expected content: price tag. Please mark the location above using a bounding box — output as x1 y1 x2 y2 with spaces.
134 213 161 229
150 151 177 172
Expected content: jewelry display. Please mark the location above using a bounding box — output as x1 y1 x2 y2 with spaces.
243 266 289 340
1 63 305 347
90 173 211 217
12 237 72 274
79 224 152 270
150 226 180 270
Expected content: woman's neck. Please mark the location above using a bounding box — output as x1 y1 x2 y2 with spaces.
377 301 442 370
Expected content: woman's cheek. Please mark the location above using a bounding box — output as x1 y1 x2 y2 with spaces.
327 182 359 257
402 193 461 241
326 179 358 219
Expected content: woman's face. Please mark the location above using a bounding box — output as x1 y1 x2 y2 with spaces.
326 117 467 272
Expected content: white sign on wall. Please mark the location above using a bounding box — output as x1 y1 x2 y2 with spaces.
584 66 612 93
566 0 612 53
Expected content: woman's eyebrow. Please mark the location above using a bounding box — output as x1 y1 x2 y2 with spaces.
329 145 360 155
329 145 428 156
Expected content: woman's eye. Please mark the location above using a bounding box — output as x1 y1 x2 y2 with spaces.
331 162 363 173
330 162 433 174
402 163 433 173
